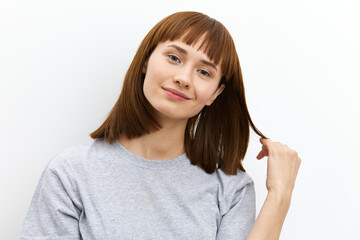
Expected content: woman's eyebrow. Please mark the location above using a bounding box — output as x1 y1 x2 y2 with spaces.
167 44 218 72
200 60 218 72
168 44 187 54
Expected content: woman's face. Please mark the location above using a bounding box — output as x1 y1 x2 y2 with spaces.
142 39 225 121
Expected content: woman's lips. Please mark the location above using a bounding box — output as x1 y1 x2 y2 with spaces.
162 87 190 101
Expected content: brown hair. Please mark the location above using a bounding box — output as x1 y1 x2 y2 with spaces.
90 11 267 175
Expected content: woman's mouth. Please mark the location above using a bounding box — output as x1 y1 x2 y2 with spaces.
162 87 190 101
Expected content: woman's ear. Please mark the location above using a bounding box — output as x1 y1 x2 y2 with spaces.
205 84 225 106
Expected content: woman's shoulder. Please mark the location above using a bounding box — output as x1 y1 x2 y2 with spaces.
46 138 112 174
214 167 255 217
216 167 254 189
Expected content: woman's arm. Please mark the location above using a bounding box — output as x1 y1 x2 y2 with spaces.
247 138 301 240
247 191 291 240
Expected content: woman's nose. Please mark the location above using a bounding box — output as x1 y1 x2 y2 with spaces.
173 69 192 88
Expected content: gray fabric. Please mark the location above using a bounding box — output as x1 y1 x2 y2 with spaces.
20 139 256 239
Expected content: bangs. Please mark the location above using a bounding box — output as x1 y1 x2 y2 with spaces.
148 12 238 80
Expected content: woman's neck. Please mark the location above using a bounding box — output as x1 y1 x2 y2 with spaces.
119 118 188 161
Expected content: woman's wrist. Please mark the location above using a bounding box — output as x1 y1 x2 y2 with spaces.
268 188 293 201
266 190 292 213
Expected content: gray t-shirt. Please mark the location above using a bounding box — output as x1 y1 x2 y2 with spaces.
20 139 256 239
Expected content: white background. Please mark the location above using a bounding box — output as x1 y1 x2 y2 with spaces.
1 0 359 239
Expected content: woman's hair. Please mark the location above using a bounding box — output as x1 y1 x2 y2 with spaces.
90 11 267 175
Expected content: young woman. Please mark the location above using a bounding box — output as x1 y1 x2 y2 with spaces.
21 11 301 239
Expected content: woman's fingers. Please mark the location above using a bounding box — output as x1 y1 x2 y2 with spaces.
256 138 270 159
256 138 269 160
256 149 267 160
257 137 301 196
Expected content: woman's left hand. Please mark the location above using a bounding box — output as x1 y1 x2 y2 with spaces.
247 139 301 240
256 138 301 198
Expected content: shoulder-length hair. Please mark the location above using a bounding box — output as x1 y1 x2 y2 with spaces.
90 11 267 175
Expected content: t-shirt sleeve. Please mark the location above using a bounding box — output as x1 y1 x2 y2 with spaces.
20 159 82 240
216 174 256 240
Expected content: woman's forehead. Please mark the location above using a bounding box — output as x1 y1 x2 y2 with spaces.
156 39 222 74
160 38 218 63
161 39 206 53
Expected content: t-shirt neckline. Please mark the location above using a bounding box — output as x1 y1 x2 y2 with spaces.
115 140 188 169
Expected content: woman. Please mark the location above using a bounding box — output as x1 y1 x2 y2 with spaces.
21 11 301 239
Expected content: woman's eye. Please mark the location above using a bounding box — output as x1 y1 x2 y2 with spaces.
168 55 180 63
198 69 210 77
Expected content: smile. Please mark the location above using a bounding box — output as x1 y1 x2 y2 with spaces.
162 87 190 101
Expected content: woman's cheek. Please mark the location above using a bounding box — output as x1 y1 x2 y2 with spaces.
197 85 216 103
